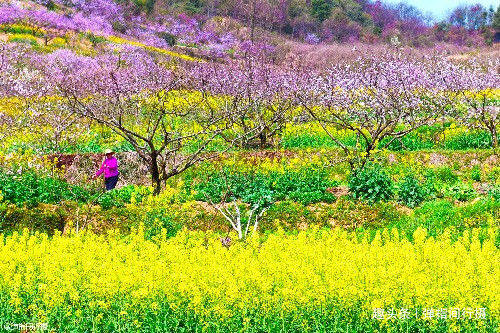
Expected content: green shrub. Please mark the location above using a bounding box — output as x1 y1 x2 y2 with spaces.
96 185 148 209
0 171 89 207
111 21 127 33
142 208 182 240
423 166 459 197
458 197 499 221
281 133 357 149
192 167 337 205
485 167 499 183
271 168 337 205
85 32 107 45
397 175 427 207
348 164 393 203
280 123 495 151
407 198 498 237
411 200 458 237
470 165 482 182
443 130 495 149
45 0 57 10
382 134 434 151
487 185 500 201
157 32 177 46
431 166 459 184
380 126 436 151
447 184 476 202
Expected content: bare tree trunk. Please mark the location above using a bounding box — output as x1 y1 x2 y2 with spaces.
492 126 498 149
250 0 256 44
259 131 267 148
150 152 162 195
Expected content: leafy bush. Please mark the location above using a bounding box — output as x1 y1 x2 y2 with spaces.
435 166 459 183
381 125 437 151
397 175 427 207
404 198 498 237
485 167 499 183
85 32 107 45
281 133 357 149
470 166 482 182
111 21 127 33
96 185 148 209
488 185 500 201
348 164 394 202
142 208 182 240
157 32 177 46
191 167 337 205
442 130 495 150
0 171 150 210
0 171 89 207
447 184 476 202
281 123 495 151
425 166 459 184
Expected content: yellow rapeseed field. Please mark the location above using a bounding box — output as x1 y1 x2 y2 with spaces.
0 226 497 325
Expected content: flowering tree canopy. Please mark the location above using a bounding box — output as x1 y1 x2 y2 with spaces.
31 47 235 194
186 56 300 148
296 54 499 168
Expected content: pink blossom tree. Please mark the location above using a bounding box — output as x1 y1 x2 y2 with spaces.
295 55 463 169
37 48 234 194
448 61 500 148
187 56 299 148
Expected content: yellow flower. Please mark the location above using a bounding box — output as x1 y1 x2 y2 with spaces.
0 226 497 325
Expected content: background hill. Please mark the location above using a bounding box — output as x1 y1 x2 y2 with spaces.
1 0 499 65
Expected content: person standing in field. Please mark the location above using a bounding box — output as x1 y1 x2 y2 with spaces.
94 149 119 191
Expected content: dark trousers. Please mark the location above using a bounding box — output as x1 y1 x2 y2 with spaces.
105 175 119 191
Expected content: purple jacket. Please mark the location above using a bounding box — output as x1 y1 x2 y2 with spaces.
96 156 119 178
